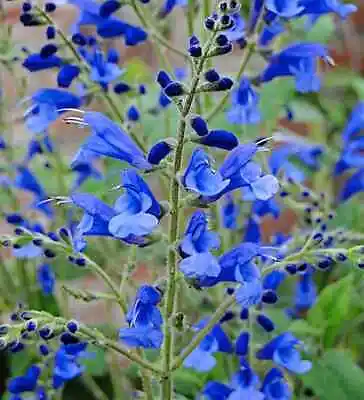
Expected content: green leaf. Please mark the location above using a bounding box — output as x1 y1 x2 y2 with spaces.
302 350 364 400
307 274 354 347
83 346 107 377
259 79 295 131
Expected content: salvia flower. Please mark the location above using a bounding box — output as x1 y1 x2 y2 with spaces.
289 269 316 317
221 193 239 229
260 43 332 93
266 0 304 18
37 264 55 295
23 89 81 134
23 53 62 72
8 365 41 395
108 169 162 241
338 168 364 202
261 368 292 400
299 0 357 20
256 332 312 374
184 321 232 372
119 285 163 348
158 0 188 18
70 111 151 170
227 77 261 125
179 211 220 280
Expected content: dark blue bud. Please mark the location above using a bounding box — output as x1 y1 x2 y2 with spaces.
14 228 25 236
25 320 37 332
262 290 278 304
22 2 32 12
39 344 50 356
301 190 310 198
218 1 228 12
66 320 79 333
190 116 209 136
99 0 121 18
297 263 309 272
20 311 32 321
32 239 43 247
39 326 53 340
236 332 250 356
13 243 22 250
127 105 140 122
20 13 39 27
107 48 119 64
46 26 56 39
189 35 200 47
219 311 235 324
47 232 60 241
147 140 173 165
313 233 323 242
6 213 24 225
114 82 131 94
44 2 57 12
87 36 97 46
1 240 10 247
40 44 58 58
58 227 69 239
280 191 289 198
68 255 76 264
204 17 215 30
44 249 56 258
357 261 364 269
328 213 334 220
57 64 80 88
226 287 235 295
336 253 347 262
285 264 297 275
0 325 9 335
216 77 234 91
60 332 79 345
157 70 172 89
10 313 20 322
216 34 229 46
139 84 147 95
198 129 238 150
240 308 249 320
320 224 327 232
256 314 275 332
75 257 86 267
204 69 220 82
72 33 87 46
220 14 234 28
10 341 25 353
189 46 202 58
164 82 185 97
317 257 334 270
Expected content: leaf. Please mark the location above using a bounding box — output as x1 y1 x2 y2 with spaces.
307 274 354 348
302 350 364 400
259 79 295 131
83 346 107 377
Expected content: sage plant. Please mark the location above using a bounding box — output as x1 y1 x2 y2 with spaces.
1 0 363 399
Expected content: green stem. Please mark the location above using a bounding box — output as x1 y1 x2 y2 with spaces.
81 374 109 400
161 34 217 400
171 296 235 371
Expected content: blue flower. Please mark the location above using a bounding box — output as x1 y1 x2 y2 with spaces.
260 43 332 93
259 20 285 47
24 135 54 163
222 194 239 230
235 279 263 308
266 0 304 18
339 168 364 202
184 321 232 372
299 0 357 20
341 101 364 144
158 0 187 18
198 242 263 287
8 365 41 394
262 368 292 400
224 12 245 42
335 139 364 176
23 89 81 134
226 78 261 125
23 53 62 72
53 343 87 389
256 332 312 374
179 211 220 280
81 47 123 88
57 64 81 88
182 148 230 197
202 381 233 400
14 166 53 217
247 0 264 33
244 216 261 243
119 285 163 349
71 159 103 191
108 169 161 240
37 264 55 295
269 138 324 183
97 19 148 45
71 112 150 169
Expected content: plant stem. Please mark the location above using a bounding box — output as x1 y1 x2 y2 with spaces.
161 34 216 400
81 374 109 400
171 295 235 371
